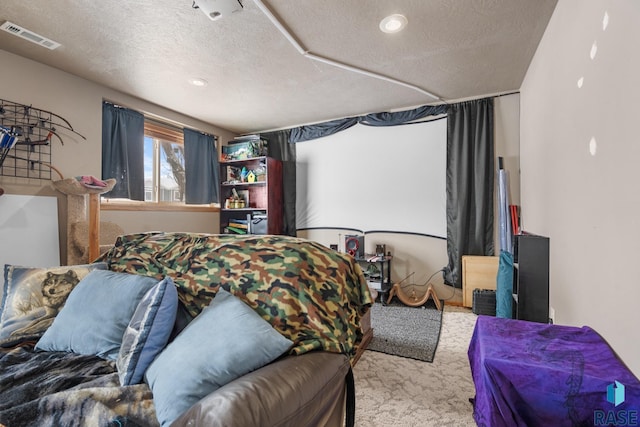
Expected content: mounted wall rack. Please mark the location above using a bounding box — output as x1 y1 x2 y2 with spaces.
0 98 85 180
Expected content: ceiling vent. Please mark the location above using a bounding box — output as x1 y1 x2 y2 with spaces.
0 21 61 50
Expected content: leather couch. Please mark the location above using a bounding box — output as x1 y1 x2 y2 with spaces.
173 352 352 427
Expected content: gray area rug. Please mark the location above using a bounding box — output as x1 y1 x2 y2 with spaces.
354 306 477 426
368 300 443 362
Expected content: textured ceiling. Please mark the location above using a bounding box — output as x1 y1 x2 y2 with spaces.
0 0 557 134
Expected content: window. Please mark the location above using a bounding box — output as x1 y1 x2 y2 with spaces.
101 112 219 212
144 122 185 203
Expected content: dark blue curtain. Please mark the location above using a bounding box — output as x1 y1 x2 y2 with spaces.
443 98 495 288
101 102 145 200
289 117 359 143
360 105 447 126
184 128 219 204
288 104 447 143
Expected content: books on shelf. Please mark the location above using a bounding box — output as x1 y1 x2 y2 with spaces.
229 222 248 230
224 226 247 235
227 216 249 232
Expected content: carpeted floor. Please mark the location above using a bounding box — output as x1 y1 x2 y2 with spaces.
354 305 478 426
367 300 443 362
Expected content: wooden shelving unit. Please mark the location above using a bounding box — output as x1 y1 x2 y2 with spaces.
219 156 283 235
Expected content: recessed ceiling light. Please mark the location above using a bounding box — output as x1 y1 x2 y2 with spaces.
379 14 407 34
189 78 208 87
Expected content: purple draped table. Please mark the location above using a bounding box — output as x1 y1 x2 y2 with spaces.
468 316 640 427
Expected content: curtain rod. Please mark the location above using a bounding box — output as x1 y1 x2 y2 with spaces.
103 99 217 140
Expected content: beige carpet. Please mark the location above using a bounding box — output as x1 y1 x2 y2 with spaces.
354 305 478 426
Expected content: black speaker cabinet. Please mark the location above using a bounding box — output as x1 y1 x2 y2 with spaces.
345 235 364 258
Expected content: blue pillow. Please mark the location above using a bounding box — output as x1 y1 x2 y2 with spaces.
0 263 107 347
144 289 294 427
117 277 178 385
35 270 159 359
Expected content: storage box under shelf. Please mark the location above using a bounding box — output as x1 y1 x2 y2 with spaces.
472 289 496 316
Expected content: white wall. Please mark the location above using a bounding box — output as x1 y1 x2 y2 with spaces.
0 49 234 262
103 210 217 235
520 1 639 375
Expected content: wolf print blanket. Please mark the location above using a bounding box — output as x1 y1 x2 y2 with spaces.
0 345 157 427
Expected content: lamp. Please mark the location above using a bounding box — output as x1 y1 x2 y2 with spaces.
193 0 243 21
379 14 408 34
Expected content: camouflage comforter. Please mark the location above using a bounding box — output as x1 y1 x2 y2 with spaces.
98 232 373 358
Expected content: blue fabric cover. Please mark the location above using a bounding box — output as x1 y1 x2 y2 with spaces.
116 277 178 386
0 263 107 347
469 316 640 427
495 250 513 318
144 288 294 427
35 270 158 359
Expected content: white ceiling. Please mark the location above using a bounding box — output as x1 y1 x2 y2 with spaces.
0 0 557 134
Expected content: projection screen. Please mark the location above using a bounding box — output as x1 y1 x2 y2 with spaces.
295 117 447 237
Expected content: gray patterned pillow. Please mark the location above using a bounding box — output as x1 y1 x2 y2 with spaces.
117 277 178 385
0 263 107 347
